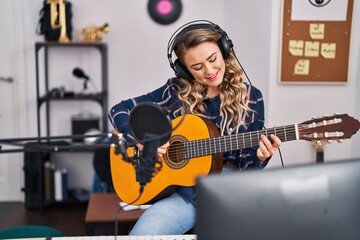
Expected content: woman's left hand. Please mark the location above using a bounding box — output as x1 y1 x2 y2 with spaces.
257 134 282 161
136 141 170 157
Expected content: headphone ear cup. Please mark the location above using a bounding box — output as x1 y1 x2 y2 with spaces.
174 59 194 80
218 36 233 60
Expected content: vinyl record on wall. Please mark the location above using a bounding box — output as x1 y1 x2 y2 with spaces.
147 0 182 25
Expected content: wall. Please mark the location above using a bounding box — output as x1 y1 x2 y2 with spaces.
266 0 360 169
2 0 359 198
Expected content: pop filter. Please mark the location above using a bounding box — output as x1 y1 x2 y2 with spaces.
128 102 172 146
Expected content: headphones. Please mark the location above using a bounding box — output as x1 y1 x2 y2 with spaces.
167 20 234 80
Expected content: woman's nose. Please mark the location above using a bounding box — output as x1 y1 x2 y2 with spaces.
204 63 212 75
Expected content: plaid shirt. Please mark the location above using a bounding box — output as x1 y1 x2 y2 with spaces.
108 77 268 170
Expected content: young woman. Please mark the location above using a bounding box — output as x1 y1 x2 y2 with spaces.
108 20 281 235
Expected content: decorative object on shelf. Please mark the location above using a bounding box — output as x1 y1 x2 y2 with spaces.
36 0 73 42
49 86 66 98
147 0 182 25
71 114 100 143
80 23 110 42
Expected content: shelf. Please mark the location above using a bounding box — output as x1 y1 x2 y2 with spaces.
27 41 110 210
39 92 108 106
35 41 107 51
35 41 109 137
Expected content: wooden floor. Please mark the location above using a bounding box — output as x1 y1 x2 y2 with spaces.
0 201 117 236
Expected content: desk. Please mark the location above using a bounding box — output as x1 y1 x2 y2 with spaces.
85 193 146 235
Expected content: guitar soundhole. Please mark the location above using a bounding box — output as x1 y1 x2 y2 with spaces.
164 135 189 169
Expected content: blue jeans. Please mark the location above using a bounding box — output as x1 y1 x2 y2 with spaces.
129 167 238 235
130 186 195 235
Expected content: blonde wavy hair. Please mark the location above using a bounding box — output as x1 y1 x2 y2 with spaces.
173 29 250 135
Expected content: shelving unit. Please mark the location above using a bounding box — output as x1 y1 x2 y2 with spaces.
23 42 109 209
35 41 109 138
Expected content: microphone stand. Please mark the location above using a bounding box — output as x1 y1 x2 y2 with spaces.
0 133 121 154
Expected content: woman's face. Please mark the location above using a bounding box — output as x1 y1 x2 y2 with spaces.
182 41 226 97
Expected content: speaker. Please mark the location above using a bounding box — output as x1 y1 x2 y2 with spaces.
71 115 100 143
167 20 234 80
23 146 50 209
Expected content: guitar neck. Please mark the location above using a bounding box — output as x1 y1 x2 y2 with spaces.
185 124 299 158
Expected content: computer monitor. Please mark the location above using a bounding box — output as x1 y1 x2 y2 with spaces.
195 159 360 240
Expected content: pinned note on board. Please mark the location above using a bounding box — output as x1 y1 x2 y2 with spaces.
321 43 336 59
309 23 325 39
304 41 320 57
289 40 304 56
294 59 310 75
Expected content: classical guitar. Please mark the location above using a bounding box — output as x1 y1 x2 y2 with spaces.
110 113 360 205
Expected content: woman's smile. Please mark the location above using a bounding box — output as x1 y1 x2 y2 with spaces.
206 70 219 81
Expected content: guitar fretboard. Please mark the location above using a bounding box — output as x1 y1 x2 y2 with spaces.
184 124 299 158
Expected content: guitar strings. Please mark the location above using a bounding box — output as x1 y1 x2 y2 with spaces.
166 124 306 162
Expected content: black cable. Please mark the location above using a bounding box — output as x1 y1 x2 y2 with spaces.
114 205 122 236
113 185 145 236
234 54 253 87
278 146 285 168
234 52 285 167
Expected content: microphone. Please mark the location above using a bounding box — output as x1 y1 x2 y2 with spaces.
128 102 172 188
73 67 90 90
135 133 160 186
73 67 89 80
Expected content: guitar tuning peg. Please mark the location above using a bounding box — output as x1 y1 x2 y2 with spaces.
327 140 332 144
337 139 344 143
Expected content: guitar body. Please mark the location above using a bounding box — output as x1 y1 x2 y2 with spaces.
110 114 223 205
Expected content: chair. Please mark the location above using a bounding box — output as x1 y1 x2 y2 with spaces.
0 225 64 239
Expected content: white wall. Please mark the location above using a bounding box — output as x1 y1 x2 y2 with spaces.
2 0 359 198
266 0 360 168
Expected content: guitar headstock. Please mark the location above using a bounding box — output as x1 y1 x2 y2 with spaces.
299 114 360 142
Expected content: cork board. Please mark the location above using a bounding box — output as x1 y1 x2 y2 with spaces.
280 0 354 83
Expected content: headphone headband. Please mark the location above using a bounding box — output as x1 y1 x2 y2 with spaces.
167 20 233 80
